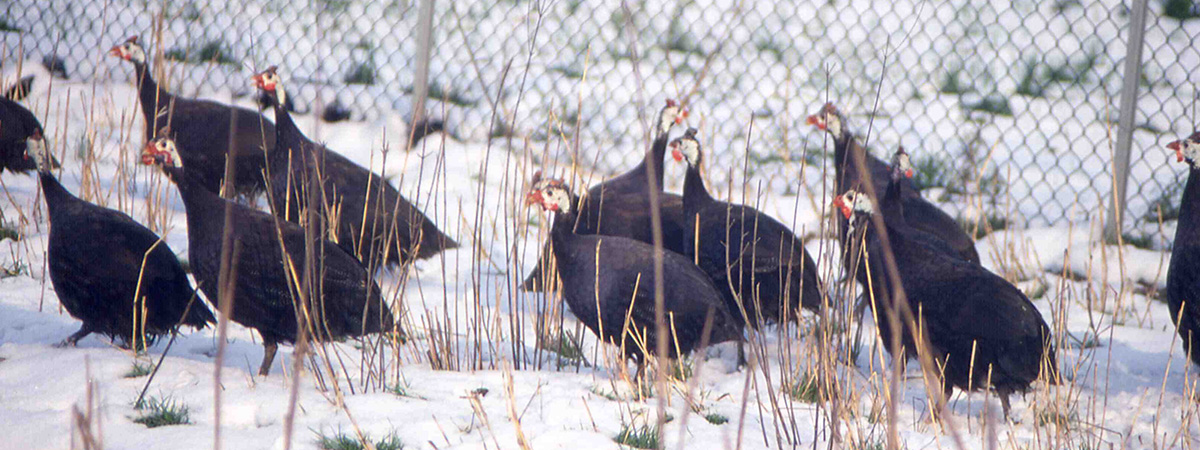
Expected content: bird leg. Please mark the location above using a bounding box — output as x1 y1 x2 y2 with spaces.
737 341 747 369
54 326 92 348
258 342 279 376
999 394 1015 423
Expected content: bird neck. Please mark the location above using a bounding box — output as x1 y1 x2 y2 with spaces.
132 61 171 130
641 129 672 189
165 165 224 216
1177 167 1200 244
682 162 713 213
38 171 74 223
833 133 860 189
877 177 911 251
270 98 306 165
549 209 579 251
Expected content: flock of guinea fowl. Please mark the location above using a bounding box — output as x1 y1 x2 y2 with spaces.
4 34 1200 422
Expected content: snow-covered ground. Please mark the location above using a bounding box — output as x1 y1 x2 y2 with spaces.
0 55 1198 450
2 1 1200 449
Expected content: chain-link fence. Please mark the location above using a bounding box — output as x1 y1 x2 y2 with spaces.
4 0 1200 234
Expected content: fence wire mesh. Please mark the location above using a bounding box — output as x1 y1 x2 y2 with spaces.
4 0 1200 234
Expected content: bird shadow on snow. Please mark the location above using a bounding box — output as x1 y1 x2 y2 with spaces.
0 300 317 377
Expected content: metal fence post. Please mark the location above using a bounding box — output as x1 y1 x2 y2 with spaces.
411 0 436 135
1104 0 1151 243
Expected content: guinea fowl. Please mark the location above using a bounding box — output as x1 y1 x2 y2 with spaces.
671 128 824 328
808 102 979 265
526 173 742 373
111 36 275 197
522 100 690 291
0 97 58 173
252 66 456 268
839 148 966 288
28 132 213 347
141 136 394 376
833 154 1057 419
1166 133 1200 367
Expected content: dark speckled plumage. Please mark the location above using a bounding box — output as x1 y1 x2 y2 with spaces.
40 171 212 347
1166 131 1200 367
811 103 979 266
0 98 55 173
522 103 689 291
151 149 393 375
540 189 742 366
117 38 275 197
675 131 824 328
258 69 456 268
851 169 1056 417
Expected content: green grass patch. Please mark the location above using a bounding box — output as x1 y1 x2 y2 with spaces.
315 429 405 450
1025 278 1049 300
703 412 728 425
755 37 786 63
910 155 957 191
1121 232 1156 250
541 330 586 361
960 213 1009 239
0 261 28 279
124 361 153 378
1067 331 1101 350
939 68 972 95
1164 0 1200 20
344 59 377 85
1143 180 1184 223
549 63 585 79
669 358 695 382
589 385 620 401
1015 58 1046 98
1035 406 1078 428
662 11 706 56
0 17 21 32
165 40 239 66
788 371 822 403
613 423 659 449
133 396 190 428
0 221 21 242
427 82 477 107
963 95 1013 116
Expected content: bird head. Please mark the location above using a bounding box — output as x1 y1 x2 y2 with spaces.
525 170 571 214
657 99 688 136
1168 131 1200 169
669 127 702 167
109 35 146 64
890 146 914 181
140 137 184 169
832 189 873 221
251 66 287 108
806 102 846 139
25 130 53 172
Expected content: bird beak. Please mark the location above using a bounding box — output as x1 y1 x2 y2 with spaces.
670 142 683 162
806 115 825 130
109 46 125 59
139 142 159 166
524 190 542 207
831 195 851 220
905 168 914 179
252 73 273 91
676 108 688 124
1168 140 1184 162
